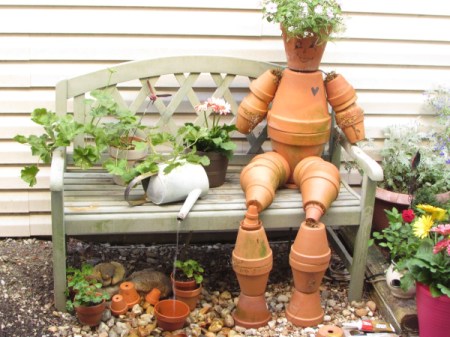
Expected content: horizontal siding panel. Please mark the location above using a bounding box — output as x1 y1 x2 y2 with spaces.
0 216 30 236
0 8 263 37
263 15 450 42
0 191 50 213
29 214 51 236
3 36 449 68
1 0 448 16
2 62 448 90
0 167 49 189
0 0 261 10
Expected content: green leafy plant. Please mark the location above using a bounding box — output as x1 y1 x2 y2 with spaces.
400 204 450 297
174 259 205 284
378 122 450 207
65 264 110 311
180 97 237 160
262 0 345 42
369 207 420 266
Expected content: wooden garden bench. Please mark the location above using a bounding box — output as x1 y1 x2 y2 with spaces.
51 56 383 311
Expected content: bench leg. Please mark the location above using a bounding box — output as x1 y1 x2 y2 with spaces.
51 190 67 312
348 176 377 301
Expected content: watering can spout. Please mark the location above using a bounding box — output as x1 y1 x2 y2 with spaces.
177 188 203 221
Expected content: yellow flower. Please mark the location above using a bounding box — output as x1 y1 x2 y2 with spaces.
413 215 434 239
416 204 447 221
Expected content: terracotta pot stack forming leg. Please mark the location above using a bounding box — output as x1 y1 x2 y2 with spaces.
286 221 331 327
232 205 273 328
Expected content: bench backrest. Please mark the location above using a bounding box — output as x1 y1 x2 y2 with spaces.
55 56 335 162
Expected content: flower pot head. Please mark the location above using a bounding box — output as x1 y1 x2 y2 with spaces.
154 299 190 331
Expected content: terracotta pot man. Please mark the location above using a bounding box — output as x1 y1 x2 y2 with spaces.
233 43 365 328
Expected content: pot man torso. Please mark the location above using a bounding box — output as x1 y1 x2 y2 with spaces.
267 70 331 184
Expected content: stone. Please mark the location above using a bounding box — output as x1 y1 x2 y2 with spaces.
355 308 369 317
366 300 377 312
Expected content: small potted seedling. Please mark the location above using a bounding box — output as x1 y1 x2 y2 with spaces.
66 264 110 326
171 259 204 311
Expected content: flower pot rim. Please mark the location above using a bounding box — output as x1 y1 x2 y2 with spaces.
375 187 412 205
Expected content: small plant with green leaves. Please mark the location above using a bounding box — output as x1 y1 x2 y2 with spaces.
369 207 420 267
174 259 205 284
65 264 110 311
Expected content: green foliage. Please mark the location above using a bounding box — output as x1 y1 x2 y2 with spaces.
262 0 345 42
15 69 211 186
65 264 110 311
370 207 420 265
379 122 450 203
174 259 205 284
401 239 450 298
14 108 84 186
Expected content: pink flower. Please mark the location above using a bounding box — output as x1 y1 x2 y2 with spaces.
431 224 450 236
433 238 450 255
402 209 415 223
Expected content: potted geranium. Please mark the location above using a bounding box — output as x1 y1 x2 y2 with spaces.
400 204 450 337
262 0 345 70
369 207 420 298
180 97 237 187
171 259 205 311
66 264 110 326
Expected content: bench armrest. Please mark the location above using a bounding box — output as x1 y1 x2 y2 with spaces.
334 127 384 182
50 147 67 192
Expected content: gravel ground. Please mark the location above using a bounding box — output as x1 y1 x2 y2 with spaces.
0 237 385 337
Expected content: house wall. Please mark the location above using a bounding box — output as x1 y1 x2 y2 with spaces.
1 0 449 236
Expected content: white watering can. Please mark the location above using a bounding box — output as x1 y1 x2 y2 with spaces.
124 162 209 220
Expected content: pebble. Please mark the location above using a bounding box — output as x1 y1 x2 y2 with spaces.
355 308 369 317
277 294 289 303
366 300 377 312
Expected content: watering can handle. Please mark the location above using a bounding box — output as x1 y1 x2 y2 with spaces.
124 171 157 206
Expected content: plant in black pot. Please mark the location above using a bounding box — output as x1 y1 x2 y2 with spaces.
171 259 205 311
66 264 110 326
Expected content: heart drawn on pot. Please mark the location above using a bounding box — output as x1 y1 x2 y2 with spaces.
311 87 319 96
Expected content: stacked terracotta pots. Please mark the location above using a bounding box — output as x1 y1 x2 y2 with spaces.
236 69 280 134
267 70 331 184
293 157 341 222
286 220 331 327
240 152 291 212
325 73 365 144
232 205 273 328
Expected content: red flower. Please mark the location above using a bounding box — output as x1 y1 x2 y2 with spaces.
402 209 415 223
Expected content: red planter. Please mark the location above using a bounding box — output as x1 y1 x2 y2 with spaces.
154 299 190 331
416 282 450 337
75 301 106 326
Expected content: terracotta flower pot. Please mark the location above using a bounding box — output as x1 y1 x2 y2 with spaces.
75 301 106 326
295 161 340 222
281 27 328 71
119 281 141 308
236 93 269 134
232 293 272 328
373 187 411 232
249 69 280 104
289 221 331 293
325 73 356 112
170 272 197 291
110 294 128 316
317 325 344 337
286 290 324 327
232 205 273 328
334 103 365 144
154 299 190 331
240 152 290 212
173 284 202 311
145 288 161 305
267 69 331 179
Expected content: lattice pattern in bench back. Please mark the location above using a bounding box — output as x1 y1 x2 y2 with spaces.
60 56 285 156
51 56 383 312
